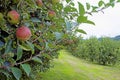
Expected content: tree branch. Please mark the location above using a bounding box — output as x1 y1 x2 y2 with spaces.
14 50 45 66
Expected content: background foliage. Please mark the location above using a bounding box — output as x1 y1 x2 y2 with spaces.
69 37 120 65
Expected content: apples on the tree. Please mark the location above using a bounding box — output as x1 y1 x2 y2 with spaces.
16 26 32 41
48 10 56 18
36 0 43 7
7 10 20 24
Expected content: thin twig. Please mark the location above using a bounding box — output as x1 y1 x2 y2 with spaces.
31 36 41 43
14 50 45 66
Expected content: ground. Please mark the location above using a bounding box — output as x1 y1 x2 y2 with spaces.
36 50 120 80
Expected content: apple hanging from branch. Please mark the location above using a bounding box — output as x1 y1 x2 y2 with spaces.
36 0 43 7
48 10 56 18
16 26 32 41
7 10 20 25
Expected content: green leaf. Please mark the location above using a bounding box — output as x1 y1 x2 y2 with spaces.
117 0 120 2
65 21 72 31
86 3 90 10
26 41 35 54
110 3 115 7
5 40 12 54
31 17 41 22
19 42 34 54
105 3 111 7
21 64 31 76
24 22 31 27
70 2 75 6
57 3 63 10
98 0 104 7
77 16 87 23
78 2 85 16
0 69 11 78
77 16 95 25
34 44 42 50
0 40 4 48
110 0 114 3
86 20 95 25
0 37 5 48
45 42 49 49
64 6 77 13
105 2 115 7
0 58 4 63
75 29 87 34
54 32 62 40
32 57 42 63
66 0 71 3
11 67 22 80
42 54 51 59
17 46 23 61
19 44 31 51
92 6 98 12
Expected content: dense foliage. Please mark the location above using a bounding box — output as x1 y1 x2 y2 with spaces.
71 37 120 65
0 0 72 79
0 0 120 79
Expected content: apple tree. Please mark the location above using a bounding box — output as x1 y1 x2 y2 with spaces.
0 0 120 79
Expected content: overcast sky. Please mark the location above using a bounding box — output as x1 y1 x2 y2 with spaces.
77 0 120 38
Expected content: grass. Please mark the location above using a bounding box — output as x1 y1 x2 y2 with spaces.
36 50 120 80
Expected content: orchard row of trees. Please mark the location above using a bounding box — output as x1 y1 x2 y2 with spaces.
68 37 120 65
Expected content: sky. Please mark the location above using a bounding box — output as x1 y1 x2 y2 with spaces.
76 0 120 38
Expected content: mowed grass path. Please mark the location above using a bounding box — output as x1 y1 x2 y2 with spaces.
37 50 120 80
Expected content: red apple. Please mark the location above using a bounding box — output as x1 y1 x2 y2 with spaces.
48 10 56 18
36 0 43 7
7 10 20 24
16 26 32 41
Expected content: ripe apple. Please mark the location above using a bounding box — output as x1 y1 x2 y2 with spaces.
48 10 56 18
7 10 20 24
36 0 43 7
16 26 32 41
52 0 60 4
